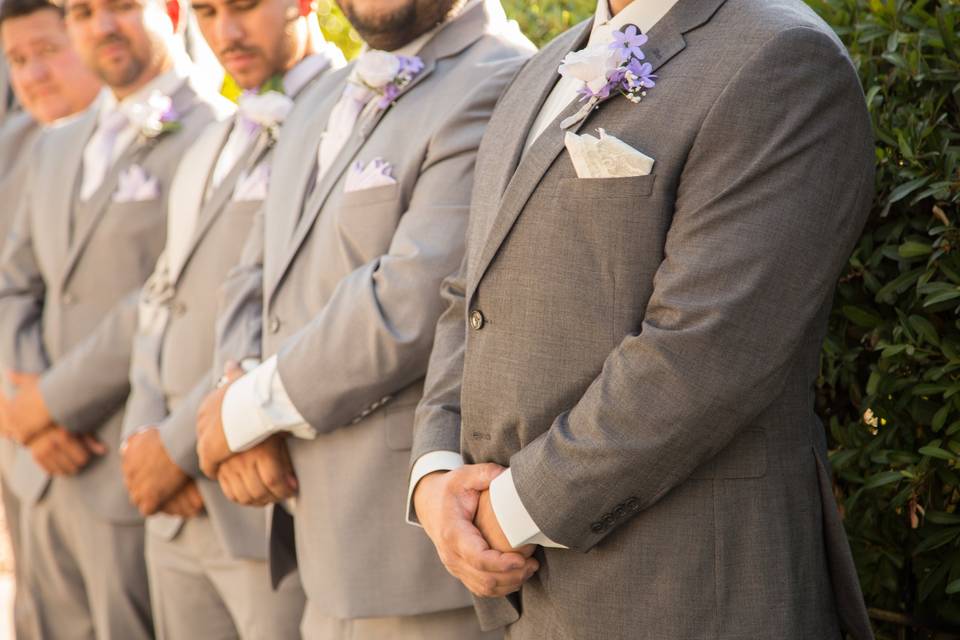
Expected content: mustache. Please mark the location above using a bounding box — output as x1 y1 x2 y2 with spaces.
219 44 261 59
94 33 130 53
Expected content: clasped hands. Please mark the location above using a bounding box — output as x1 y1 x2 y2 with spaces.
414 464 540 598
0 370 105 476
195 361 298 506
120 426 203 518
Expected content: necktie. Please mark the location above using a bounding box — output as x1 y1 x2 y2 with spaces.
210 105 261 191
80 108 130 201
316 78 375 180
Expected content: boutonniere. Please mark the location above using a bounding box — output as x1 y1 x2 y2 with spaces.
128 90 181 142
351 50 425 111
558 24 657 129
238 80 294 142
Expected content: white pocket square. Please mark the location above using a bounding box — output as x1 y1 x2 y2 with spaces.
113 165 160 203
564 128 655 179
344 157 397 193
232 163 270 202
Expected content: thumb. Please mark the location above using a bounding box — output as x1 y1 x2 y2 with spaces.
80 434 108 456
456 463 506 492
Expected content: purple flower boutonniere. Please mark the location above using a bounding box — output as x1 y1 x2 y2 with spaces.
129 91 181 142
351 50 425 111
557 24 657 128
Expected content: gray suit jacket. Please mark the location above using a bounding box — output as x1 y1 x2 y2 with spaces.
215 0 535 618
122 63 336 559
411 0 877 638
0 111 39 481
0 76 231 523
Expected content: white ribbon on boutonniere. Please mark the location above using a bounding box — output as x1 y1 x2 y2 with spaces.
558 24 657 129
126 90 182 143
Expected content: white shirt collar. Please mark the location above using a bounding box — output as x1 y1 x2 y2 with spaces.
590 0 680 45
283 53 331 96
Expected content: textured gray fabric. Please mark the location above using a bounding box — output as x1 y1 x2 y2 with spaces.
302 605 501 640
411 0 876 638
0 75 228 637
146 515 304 640
0 108 41 640
213 0 535 619
0 77 231 522
22 477 152 640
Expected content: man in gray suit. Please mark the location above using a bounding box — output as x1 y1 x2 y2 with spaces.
118 0 344 635
410 0 877 638
0 0 101 635
0 0 229 634
194 0 534 636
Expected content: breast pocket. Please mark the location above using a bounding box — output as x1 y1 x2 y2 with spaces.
556 174 657 206
334 183 403 264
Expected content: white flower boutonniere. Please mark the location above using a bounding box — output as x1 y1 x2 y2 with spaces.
127 90 181 142
238 89 294 141
351 50 425 111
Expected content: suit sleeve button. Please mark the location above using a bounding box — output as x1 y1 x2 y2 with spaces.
469 310 485 330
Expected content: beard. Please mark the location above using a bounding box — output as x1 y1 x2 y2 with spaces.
339 0 459 51
92 33 146 89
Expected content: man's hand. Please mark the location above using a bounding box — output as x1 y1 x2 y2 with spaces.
475 489 537 556
121 426 191 516
29 426 106 476
414 464 539 598
4 371 55 444
158 480 205 518
196 361 243 479
217 434 297 506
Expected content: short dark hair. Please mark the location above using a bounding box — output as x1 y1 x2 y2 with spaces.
0 0 64 26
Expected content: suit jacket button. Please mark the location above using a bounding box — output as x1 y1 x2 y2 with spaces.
172 301 186 316
269 317 281 333
591 522 605 533
613 505 627 519
470 310 485 330
625 497 640 511
62 292 75 305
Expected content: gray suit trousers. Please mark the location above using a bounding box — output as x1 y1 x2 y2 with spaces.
146 514 304 640
22 478 152 640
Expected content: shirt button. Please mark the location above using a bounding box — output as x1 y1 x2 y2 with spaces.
269 317 281 334
62 292 75 305
470 310 485 330
172 301 186 317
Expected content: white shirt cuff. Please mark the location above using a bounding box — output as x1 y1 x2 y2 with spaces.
489 468 568 549
221 355 316 453
405 450 464 526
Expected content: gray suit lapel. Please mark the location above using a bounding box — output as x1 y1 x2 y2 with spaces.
173 128 271 284
60 81 203 289
47 106 98 284
468 0 726 302
267 0 493 303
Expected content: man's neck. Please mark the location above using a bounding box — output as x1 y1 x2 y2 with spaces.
609 0 632 16
111 57 172 102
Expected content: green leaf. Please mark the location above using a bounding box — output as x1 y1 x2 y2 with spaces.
914 527 960 554
843 305 884 328
947 578 960 595
927 511 960 525
899 240 934 258
889 176 933 204
919 445 956 460
864 470 905 489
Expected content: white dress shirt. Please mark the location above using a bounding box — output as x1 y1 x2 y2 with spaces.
80 63 190 201
406 0 680 550
219 5 482 454
210 53 334 190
